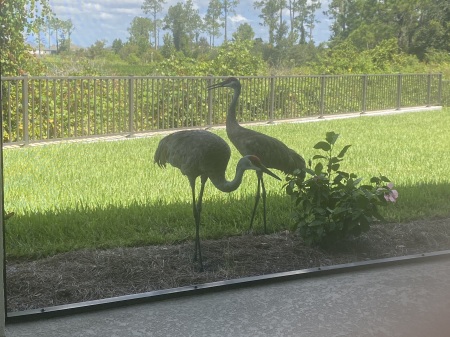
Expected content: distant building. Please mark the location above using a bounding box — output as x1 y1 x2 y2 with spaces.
29 44 57 55
29 44 82 56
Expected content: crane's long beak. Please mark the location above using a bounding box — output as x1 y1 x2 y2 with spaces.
260 165 281 181
207 80 226 90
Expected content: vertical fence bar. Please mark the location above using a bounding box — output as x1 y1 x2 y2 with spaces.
93 79 97 135
52 79 57 138
207 76 213 127
128 76 134 135
30 78 35 140
14 83 19 142
396 73 402 110
22 75 29 144
170 80 175 128
115 78 119 133
438 73 443 106
59 80 64 138
319 75 325 118
38 79 43 140
5 83 11 143
160 78 164 128
361 74 367 114
74 79 78 137
151 78 155 130
66 79 70 137
426 73 431 107
44 77 49 139
87 78 91 136
269 75 275 122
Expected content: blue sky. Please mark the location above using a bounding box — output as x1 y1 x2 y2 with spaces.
33 0 332 48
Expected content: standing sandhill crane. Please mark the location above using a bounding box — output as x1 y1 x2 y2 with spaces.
208 77 306 233
154 129 281 271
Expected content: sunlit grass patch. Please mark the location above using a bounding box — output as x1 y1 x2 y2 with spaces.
5 108 450 259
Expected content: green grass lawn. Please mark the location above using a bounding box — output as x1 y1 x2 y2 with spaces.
4 108 450 260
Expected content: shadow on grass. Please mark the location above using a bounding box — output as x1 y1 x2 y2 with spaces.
5 193 293 260
6 182 450 260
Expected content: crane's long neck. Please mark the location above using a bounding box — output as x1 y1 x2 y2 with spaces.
226 84 241 128
209 163 247 193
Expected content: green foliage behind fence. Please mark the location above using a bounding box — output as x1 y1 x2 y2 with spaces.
1 74 445 144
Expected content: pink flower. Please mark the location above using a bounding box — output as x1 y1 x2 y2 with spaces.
384 182 399 203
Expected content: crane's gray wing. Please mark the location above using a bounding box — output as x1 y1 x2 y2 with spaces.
229 127 305 175
155 130 231 178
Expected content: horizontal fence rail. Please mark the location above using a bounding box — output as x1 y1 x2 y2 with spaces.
0 74 445 145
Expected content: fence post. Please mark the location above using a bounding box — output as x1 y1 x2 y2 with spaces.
207 75 213 127
396 73 402 110
319 75 325 118
438 73 443 106
268 75 275 123
22 75 29 145
426 73 431 107
361 74 367 114
128 75 134 136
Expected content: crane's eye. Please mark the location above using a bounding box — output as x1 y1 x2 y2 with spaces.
248 155 260 165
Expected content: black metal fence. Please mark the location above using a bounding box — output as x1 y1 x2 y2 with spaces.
0 74 444 145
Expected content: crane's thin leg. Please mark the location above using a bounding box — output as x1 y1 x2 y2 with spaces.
249 172 262 232
195 176 207 271
261 176 267 234
189 177 203 271
189 178 198 259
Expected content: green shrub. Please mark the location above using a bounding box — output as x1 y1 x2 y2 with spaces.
286 131 398 246
210 40 267 76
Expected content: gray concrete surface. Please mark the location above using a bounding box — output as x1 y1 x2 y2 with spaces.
6 257 450 337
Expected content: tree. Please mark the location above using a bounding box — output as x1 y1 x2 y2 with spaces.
221 0 239 42
141 0 166 49
193 37 210 59
211 39 266 75
31 15 47 56
0 0 53 75
87 40 107 59
324 0 450 58
163 0 202 55
411 0 450 59
254 0 287 46
112 38 124 54
58 19 74 53
62 19 74 51
304 0 321 43
288 0 306 43
325 0 354 42
128 16 153 54
49 17 65 52
204 0 223 47
160 33 176 58
232 23 255 41
44 16 68 52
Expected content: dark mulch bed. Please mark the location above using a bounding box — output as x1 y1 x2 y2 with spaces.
7 217 450 313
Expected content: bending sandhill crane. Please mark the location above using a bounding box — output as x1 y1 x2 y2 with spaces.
208 77 306 233
154 129 281 271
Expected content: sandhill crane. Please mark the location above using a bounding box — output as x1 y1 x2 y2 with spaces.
208 77 306 233
154 129 281 271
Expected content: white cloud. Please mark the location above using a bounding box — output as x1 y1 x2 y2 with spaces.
230 14 248 24
98 12 115 20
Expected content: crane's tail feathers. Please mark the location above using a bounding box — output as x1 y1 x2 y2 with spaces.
154 141 168 168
